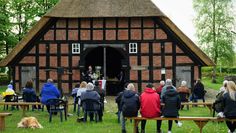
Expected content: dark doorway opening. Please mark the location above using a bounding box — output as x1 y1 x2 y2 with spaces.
83 46 127 95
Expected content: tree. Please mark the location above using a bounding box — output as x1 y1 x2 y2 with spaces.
0 0 17 58
193 0 235 82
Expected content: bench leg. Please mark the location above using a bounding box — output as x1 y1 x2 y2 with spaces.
20 105 27 117
193 120 209 133
133 119 140 133
0 116 6 131
206 105 213 115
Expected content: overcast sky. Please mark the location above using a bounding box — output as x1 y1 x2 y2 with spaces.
151 0 236 43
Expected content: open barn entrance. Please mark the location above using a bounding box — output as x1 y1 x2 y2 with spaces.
81 45 128 95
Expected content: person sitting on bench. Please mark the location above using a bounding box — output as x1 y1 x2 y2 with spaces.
162 79 182 133
120 83 140 133
218 81 236 133
140 83 162 133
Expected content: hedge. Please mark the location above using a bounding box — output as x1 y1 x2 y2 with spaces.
202 66 236 75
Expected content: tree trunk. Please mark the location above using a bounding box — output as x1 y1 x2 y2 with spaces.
211 0 217 83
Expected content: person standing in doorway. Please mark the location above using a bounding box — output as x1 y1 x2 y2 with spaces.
83 65 95 83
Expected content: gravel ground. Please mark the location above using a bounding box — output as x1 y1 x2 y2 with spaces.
205 88 219 102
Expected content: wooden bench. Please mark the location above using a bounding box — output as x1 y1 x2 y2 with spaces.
0 102 42 116
161 102 213 114
127 116 231 133
181 102 213 113
0 113 12 131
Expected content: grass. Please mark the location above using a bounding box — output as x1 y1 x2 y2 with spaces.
202 76 223 90
0 96 229 133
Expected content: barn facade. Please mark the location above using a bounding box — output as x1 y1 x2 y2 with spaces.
0 0 214 95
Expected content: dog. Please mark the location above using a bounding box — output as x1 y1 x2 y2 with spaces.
17 117 43 129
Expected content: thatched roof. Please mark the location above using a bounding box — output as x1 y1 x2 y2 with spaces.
161 18 215 66
0 0 215 66
45 0 166 18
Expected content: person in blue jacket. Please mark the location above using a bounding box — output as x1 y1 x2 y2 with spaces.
40 79 61 112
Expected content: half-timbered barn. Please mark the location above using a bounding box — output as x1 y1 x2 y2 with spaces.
0 0 214 95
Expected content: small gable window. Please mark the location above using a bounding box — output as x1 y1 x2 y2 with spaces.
129 43 137 54
72 43 80 54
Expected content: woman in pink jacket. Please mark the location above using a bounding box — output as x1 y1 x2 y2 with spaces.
140 83 162 133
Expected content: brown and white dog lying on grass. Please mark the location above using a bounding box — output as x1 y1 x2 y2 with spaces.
17 117 43 129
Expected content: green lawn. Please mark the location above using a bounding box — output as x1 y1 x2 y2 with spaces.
202 77 223 90
0 96 228 133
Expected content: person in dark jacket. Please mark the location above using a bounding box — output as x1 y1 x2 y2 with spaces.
140 83 162 133
191 79 206 102
162 85 181 133
218 81 236 133
115 83 129 123
80 82 101 121
120 83 140 133
22 80 37 102
93 80 105 121
40 79 61 112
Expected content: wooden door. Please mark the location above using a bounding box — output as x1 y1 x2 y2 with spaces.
176 66 191 88
21 66 36 89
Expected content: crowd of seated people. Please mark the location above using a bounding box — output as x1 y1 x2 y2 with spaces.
115 79 200 133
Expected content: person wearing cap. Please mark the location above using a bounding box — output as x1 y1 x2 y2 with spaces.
140 83 162 133
80 82 101 121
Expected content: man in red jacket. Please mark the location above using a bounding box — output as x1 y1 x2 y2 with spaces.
140 83 162 133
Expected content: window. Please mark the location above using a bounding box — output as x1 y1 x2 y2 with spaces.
129 43 137 53
72 43 80 54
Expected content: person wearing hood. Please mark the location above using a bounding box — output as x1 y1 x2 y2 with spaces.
162 79 181 133
120 83 140 133
161 79 176 99
40 79 61 112
140 83 162 133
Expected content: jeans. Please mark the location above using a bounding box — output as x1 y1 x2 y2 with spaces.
121 112 136 132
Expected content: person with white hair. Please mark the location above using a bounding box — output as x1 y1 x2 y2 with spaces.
212 80 228 117
161 79 183 131
219 80 228 92
161 79 176 99
156 80 165 96
177 81 191 110
80 82 101 122
120 83 140 133
177 81 190 94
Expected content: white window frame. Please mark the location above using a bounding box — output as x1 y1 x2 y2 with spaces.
72 43 80 54
129 43 138 54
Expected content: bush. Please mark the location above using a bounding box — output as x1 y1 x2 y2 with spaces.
202 66 236 77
